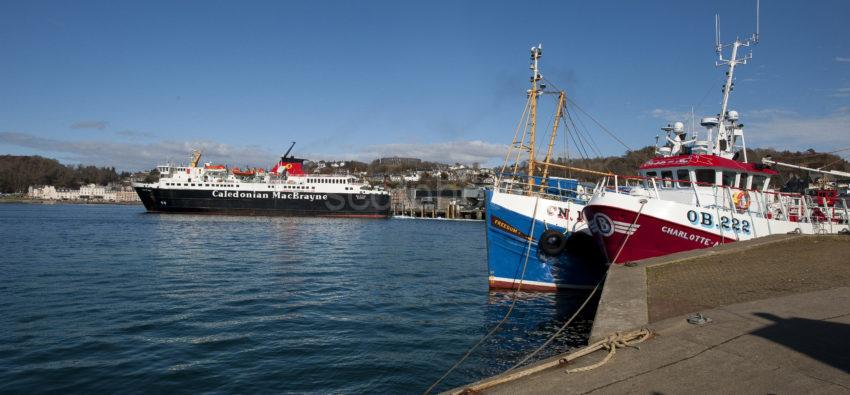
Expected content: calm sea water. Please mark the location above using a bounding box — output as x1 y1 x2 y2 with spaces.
0 203 594 394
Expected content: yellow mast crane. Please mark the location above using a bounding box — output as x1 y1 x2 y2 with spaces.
189 150 202 167
539 91 566 192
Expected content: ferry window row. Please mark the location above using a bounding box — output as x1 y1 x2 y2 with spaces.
307 178 349 184
265 185 313 190
644 169 769 191
165 183 236 187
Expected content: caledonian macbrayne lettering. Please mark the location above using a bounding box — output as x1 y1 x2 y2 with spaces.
211 190 329 201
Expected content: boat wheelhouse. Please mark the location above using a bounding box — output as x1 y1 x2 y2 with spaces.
583 6 850 263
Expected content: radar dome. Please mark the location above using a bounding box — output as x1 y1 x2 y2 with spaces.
727 110 739 121
700 117 719 127
673 122 685 133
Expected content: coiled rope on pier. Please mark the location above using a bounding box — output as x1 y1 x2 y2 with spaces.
453 329 652 394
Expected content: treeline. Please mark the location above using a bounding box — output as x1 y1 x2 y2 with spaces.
0 155 126 193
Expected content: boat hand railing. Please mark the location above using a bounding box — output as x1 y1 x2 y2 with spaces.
495 173 592 203
592 172 847 226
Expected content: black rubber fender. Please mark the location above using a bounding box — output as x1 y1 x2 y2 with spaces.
538 229 568 256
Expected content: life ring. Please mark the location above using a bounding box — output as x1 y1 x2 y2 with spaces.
539 230 568 256
733 191 751 211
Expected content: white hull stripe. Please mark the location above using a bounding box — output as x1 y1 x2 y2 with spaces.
491 276 596 290
612 220 640 235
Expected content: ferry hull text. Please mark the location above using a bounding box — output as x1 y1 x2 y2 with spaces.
135 187 391 217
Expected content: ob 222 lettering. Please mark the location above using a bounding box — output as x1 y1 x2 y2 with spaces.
687 210 751 234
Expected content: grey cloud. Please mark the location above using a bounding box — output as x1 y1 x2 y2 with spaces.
70 120 109 130
1 132 508 171
830 87 850 98
648 108 691 122
0 132 278 171
745 108 850 150
116 129 156 139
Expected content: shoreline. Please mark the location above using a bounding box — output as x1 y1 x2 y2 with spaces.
0 198 142 206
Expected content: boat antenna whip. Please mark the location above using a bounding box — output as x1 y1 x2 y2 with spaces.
712 0 760 159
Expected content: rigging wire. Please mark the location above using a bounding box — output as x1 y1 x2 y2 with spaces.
566 98 632 152
567 108 604 159
508 272 607 370
501 97 533 178
565 121 592 165
541 77 631 152
571 108 604 158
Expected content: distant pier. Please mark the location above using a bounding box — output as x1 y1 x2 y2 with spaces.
390 187 485 220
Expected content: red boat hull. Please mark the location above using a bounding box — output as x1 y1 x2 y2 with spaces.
584 204 730 264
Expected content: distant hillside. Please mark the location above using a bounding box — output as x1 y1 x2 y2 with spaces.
0 155 125 193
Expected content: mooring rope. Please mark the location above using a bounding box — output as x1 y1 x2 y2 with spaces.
424 196 542 394
508 271 607 370
610 199 647 264
564 329 652 373
453 329 652 394
505 200 647 371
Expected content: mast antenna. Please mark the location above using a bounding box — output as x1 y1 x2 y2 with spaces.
755 0 760 43
715 14 721 52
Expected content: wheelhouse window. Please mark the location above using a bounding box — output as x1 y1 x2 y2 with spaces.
752 175 768 190
721 171 736 187
695 169 714 185
676 169 691 188
661 171 673 188
740 173 751 189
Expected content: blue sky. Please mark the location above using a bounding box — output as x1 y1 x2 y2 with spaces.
2 0 849 170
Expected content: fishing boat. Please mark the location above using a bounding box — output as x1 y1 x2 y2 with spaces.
583 7 850 263
485 45 607 292
133 143 391 217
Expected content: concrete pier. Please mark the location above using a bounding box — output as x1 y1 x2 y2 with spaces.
452 234 850 394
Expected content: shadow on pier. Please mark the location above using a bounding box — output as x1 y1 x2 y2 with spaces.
750 312 850 374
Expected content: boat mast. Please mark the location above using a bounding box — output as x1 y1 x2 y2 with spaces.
527 44 543 192
540 92 566 187
713 1 759 159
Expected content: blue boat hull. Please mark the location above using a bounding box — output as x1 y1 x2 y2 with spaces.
485 190 606 291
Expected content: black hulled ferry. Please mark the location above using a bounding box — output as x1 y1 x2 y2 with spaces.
133 144 391 217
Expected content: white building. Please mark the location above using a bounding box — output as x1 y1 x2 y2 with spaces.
28 184 140 202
